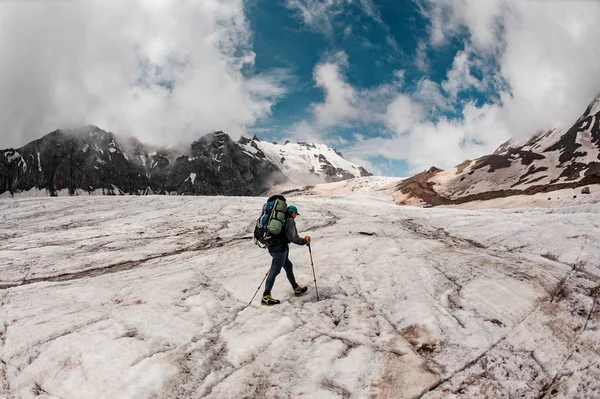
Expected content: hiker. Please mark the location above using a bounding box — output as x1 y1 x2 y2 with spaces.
261 205 311 306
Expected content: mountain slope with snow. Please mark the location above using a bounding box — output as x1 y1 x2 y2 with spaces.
1 189 599 398
238 136 371 184
0 128 370 197
395 95 600 206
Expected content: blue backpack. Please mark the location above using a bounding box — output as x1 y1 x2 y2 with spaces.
254 194 287 247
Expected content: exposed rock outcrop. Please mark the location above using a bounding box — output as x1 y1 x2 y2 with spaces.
1 127 370 196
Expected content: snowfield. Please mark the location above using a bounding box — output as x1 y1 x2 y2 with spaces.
1 188 599 398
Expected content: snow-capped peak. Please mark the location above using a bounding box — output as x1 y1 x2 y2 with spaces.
238 136 371 184
493 138 516 155
583 93 600 119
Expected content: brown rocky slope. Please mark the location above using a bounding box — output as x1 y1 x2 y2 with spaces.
395 95 600 206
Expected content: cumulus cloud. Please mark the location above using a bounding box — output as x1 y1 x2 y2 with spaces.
413 79 452 114
285 120 323 143
442 50 482 99
424 0 600 133
423 0 505 50
309 51 404 129
385 95 425 134
0 0 288 148
346 102 510 173
312 52 359 127
343 0 600 174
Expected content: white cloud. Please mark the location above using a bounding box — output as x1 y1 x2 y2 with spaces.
312 53 360 127
344 96 510 174
422 0 504 50
289 1 600 175
442 50 482 99
393 70 406 85
310 51 416 130
344 135 406 163
329 135 349 145
284 0 347 38
0 0 288 148
414 40 429 72
422 0 600 135
285 120 323 143
346 103 511 174
345 154 385 175
356 0 381 22
342 0 600 174
414 79 452 114
285 0 399 51
304 52 479 169
385 95 425 134
499 1 600 133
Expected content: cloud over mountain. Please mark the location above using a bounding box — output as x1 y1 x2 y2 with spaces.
0 0 288 149
2 0 600 177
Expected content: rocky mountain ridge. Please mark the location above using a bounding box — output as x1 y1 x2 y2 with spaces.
0 126 370 196
395 95 600 206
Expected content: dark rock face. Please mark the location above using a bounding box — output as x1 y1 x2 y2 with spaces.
310 153 373 182
167 131 282 195
358 166 373 177
0 127 282 196
0 126 177 195
314 154 350 182
1 127 365 196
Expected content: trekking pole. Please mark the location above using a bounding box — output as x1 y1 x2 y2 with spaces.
249 268 270 306
308 243 320 301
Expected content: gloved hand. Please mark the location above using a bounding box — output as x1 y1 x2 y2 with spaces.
305 236 311 244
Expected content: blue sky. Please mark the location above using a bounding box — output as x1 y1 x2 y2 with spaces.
1 0 600 176
247 0 462 175
240 0 600 175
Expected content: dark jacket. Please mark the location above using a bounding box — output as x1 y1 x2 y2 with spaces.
268 213 307 250
284 216 307 246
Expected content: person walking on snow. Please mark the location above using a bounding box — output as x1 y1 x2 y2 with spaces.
262 205 311 306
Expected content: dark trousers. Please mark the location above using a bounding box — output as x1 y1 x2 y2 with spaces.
264 246 297 295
